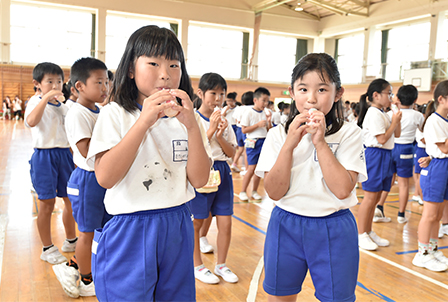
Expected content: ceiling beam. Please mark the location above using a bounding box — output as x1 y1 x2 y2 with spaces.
346 0 369 7
252 0 295 14
306 0 368 17
281 3 320 20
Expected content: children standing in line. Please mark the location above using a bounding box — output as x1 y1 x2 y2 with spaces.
373 85 424 223
52 57 112 298
255 53 367 302
239 87 271 202
24 62 77 264
86 25 211 301
231 91 254 173
414 81 448 272
189 72 238 284
357 78 402 250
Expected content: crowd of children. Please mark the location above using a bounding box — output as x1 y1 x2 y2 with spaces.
9 23 448 301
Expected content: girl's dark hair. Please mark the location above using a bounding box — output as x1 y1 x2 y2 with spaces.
227 92 237 100
357 78 390 128
422 100 436 131
198 73 227 93
422 80 448 130
110 25 193 113
397 85 418 106
241 91 254 105
285 53 344 136
62 81 73 100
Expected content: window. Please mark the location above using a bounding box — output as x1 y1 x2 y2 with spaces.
187 24 244 79
385 22 430 81
10 2 93 66
106 13 172 69
336 34 365 84
257 33 297 83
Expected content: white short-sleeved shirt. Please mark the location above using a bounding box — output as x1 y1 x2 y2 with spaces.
423 112 448 159
387 108 424 144
234 105 252 127
86 102 212 215
255 122 367 217
223 106 237 126
416 128 425 148
65 99 76 109
362 107 394 150
241 108 268 139
196 111 237 161
24 95 70 149
65 103 100 171
272 111 281 125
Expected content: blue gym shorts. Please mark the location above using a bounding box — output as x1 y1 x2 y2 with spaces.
189 161 233 219
30 148 74 200
420 158 448 203
236 127 246 147
391 143 414 178
414 147 428 174
67 168 112 233
263 207 358 302
362 147 393 192
92 204 195 302
246 138 265 166
231 124 238 136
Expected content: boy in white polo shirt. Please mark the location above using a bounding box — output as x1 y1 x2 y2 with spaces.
52 57 112 298
239 87 271 201
374 85 424 223
25 62 77 265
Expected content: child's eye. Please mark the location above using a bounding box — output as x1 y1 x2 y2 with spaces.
170 64 179 68
149 62 158 66
299 88 307 92
318 88 327 92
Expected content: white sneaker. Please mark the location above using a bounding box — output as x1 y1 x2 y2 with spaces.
358 232 378 250
433 250 448 265
373 207 391 223
438 224 448 238
397 216 408 224
214 265 238 283
41 246 67 264
251 191 262 200
368 231 389 247
199 237 214 254
79 281 96 296
52 263 80 298
239 192 248 201
230 163 241 173
412 253 448 272
61 239 77 252
194 265 219 284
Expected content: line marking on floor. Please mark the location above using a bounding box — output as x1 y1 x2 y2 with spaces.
0 214 9 287
246 256 264 302
360 249 448 291
396 246 448 255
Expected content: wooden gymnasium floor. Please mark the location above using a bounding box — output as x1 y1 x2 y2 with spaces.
1 119 448 302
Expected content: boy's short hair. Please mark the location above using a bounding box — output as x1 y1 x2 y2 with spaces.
254 87 270 99
397 85 418 106
241 91 254 106
33 62 64 83
70 57 108 91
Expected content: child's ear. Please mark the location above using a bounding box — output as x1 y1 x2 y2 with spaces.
197 89 203 100
75 81 83 92
335 87 345 102
128 67 134 79
32 80 40 90
288 86 294 98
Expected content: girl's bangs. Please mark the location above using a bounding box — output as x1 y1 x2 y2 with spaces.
134 29 183 62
